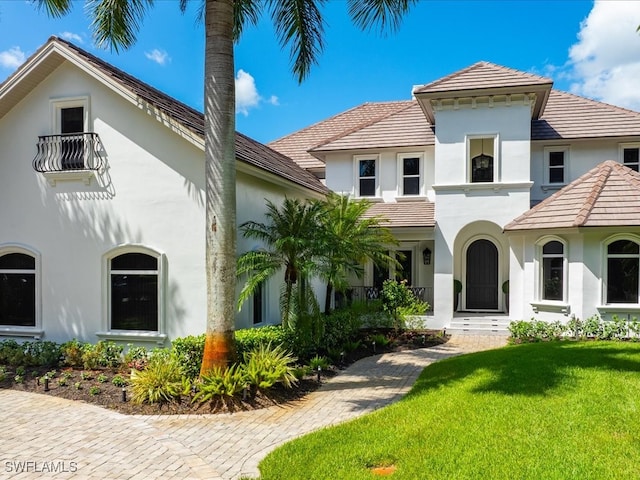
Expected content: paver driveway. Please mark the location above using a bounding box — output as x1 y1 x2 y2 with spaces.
0 335 507 479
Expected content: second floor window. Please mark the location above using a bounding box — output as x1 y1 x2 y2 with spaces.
623 146 639 172
468 137 495 183
358 158 376 197
548 151 565 183
402 156 420 195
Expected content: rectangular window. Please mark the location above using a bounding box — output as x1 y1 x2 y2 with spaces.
253 284 263 324
110 253 159 331
0 253 36 327
548 151 565 184
358 158 376 197
468 137 495 183
541 241 564 301
623 147 639 172
607 240 639 304
402 157 420 195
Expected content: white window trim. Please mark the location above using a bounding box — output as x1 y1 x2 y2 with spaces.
0 244 43 338
601 234 640 307
619 143 640 171
50 96 91 134
534 236 569 307
396 152 425 197
541 146 569 191
353 154 380 198
98 245 167 344
466 134 499 183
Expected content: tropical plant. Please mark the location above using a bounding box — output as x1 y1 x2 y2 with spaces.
314 193 399 314
242 342 298 390
35 0 418 375
192 364 247 402
380 279 428 329
129 355 186 405
237 197 321 328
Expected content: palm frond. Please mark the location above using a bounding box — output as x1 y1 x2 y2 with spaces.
268 0 327 83
347 0 417 35
86 0 154 51
233 0 262 41
34 0 73 18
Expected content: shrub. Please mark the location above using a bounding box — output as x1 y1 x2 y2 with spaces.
235 326 294 358
583 315 603 338
89 386 101 396
308 355 329 371
24 341 62 367
192 364 246 402
130 355 186 405
380 280 428 329
124 345 149 371
82 341 123 369
243 342 298 390
171 335 205 380
0 340 27 366
567 316 584 338
319 308 363 353
61 339 84 367
111 374 127 387
0 366 6 382
369 333 390 349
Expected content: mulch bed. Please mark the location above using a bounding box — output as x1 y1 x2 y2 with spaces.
0 330 447 415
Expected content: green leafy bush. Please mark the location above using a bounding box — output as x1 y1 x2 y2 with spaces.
171 335 205 379
61 339 84 367
130 355 186 405
82 341 123 369
308 355 329 371
111 374 127 387
243 342 298 390
192 364 246 402
380 280 428 329
235 326 295 358
369 333 390 349
0 340 28 366
24 341 61 367
124 345 149 371
319 308 363 353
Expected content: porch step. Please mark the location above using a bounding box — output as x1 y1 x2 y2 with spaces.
448 317 511 336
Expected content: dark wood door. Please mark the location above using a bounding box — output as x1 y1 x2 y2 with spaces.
466 239 498 310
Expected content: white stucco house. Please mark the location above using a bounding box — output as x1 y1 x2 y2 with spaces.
0 37 327 344
270 62 640 333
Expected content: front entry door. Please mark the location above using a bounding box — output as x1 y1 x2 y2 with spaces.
466 239 498 310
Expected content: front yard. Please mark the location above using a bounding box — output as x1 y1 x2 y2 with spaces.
257 341 640 479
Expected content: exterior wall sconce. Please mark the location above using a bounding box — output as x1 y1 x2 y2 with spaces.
423 247 432 265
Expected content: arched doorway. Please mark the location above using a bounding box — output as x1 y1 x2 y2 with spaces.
465 239 498 310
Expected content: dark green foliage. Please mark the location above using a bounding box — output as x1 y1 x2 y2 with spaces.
380 280 428 329
0 340 62 367
81 341 123 369
235 326 295 358
171 335 205 380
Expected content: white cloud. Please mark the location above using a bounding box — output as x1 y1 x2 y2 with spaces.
144 49 170 66
0 46 25 69
60 31 83 44
567 1 640 110
235 69 279 115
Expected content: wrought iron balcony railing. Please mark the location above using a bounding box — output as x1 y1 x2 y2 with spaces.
33 133 103 173
338 285 434 312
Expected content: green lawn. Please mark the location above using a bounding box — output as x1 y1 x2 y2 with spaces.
257 341 640 479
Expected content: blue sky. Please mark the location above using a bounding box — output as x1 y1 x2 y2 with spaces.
1 1 639 144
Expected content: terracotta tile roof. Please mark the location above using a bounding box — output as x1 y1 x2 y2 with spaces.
311 101 433 152
268 101 413 171
48 37 327 195
361 201 435 228
413 61 553 94
505 160 640 231
532 90 640 140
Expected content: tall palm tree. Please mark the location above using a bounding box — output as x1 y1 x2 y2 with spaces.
237 197 321 329
35 0 417 374
315 193 398 314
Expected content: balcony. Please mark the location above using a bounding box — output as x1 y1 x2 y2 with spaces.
339 285 434 313
33 133 104 186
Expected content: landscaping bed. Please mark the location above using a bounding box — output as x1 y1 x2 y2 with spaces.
0 329 447 415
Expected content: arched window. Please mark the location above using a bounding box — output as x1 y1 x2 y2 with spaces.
109 252 159 331
0 252 36 327
606 240 639 304
542 241 564 301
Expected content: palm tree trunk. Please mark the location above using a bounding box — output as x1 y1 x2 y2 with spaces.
200 0 237 375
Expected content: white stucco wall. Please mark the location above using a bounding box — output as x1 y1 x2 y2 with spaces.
0 61 317 344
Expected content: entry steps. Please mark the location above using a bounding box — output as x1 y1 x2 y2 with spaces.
448 315 511 336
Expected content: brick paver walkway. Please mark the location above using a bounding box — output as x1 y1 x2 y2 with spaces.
0 335 507 479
